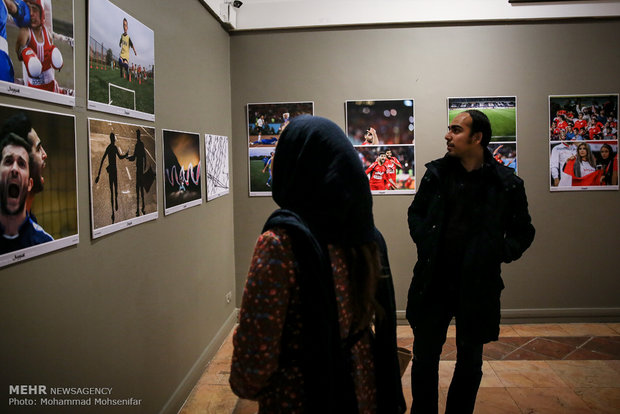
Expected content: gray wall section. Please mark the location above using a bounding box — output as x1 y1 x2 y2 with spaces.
1 1 235 413
231 20 620 320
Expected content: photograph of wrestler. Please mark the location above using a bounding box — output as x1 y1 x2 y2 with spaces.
162 129 201 215
0 103 77 267
88 118 157 238
346 99 415 145
247 101 313 196
205 133 229 201
356 145 415 194
1 0 74 106
549 94 618 191
88 0 154 121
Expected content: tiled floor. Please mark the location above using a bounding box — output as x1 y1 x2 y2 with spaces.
179 323 620 413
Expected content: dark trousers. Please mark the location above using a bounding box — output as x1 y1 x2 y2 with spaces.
410 290 483 414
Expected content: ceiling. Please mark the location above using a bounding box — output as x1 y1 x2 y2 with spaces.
201 0 620 31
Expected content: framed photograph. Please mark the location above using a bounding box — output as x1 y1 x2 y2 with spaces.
162 129 201 215
448 96 518 172
0 0 75 106
247 101 313 196
87 0 155 121
0 103 78 267
205 133 229 201
88 118 157 238
346 99 415 194
549 94 618 191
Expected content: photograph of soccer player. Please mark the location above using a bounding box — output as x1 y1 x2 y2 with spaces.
549 94 618 191
205 133 229 201
162 129 202 215
247 101 313 196
118 17 136 82
1 0 74 105
0 103 78 267
366 151 396 191
0 132 52 254
89 118 157 238
88 0 155 121
346 99 415 145
356 145 415 193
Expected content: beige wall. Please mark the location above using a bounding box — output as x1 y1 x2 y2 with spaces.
1 1 235 413
231 20 620 321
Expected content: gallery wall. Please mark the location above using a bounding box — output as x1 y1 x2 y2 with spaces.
1 1 235 413
230 19 620 321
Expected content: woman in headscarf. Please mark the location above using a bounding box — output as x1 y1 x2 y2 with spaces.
230 115 405 414
598 143 616 185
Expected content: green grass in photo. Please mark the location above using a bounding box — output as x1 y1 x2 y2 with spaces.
449 108 516 142
89 66 154 114
250 159 271 192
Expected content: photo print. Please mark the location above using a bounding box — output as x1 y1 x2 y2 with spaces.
346 99 415 194
162 129 202 215
448 96 518 172
0 103 78 267
88 118 157 238
0 0 75 106
205 134 229 201
549 94 618 191
247 101 313 196
88 0 155 121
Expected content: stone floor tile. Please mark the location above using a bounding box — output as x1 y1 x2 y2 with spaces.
574 387 620 414
521 337 577 360
510 323 571 337
561 323 618 337
546 360 620 388
508 387 594 413
489 361 569 388
473 387 521 414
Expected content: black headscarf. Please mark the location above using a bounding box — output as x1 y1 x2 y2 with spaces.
271 115 375 246
262 115 376 413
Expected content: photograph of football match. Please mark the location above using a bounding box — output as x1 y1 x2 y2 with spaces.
347 99 415 194
0 0 75 106
448 96 518 172
88 0 155 121
247 101 313 196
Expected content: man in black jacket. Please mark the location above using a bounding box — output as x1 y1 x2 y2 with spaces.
406 110 535 413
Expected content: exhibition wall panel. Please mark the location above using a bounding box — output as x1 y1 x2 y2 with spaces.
230 19 620 321
1 1 234 413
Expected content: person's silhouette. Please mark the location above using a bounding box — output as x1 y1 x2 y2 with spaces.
127 129 146 216
95 132 127 222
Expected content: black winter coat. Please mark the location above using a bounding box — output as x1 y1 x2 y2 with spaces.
406 152 535 344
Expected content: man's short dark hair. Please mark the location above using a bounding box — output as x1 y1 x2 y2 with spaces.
1 112 32 144
465 109 492 147
1 132 33 168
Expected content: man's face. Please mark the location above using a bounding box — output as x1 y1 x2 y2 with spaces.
386 150 392 158
378 153 386 163
0 145 32 215
445 112 479 159
28 3 42 28
27 128 46 193
123 19 128 34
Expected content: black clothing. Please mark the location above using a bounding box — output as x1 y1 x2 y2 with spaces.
407 151 535 344
272 115 375 246
407 151 534 413
266 116 405 413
